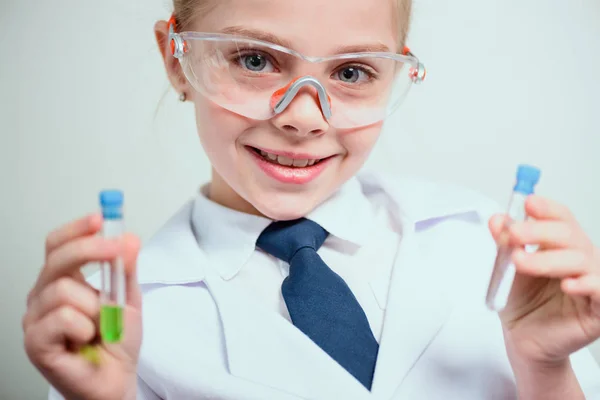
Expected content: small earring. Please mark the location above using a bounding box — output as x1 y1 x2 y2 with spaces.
179 92 187 102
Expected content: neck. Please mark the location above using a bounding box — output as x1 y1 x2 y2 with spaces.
208 168 264 217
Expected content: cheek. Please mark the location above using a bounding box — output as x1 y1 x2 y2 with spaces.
193 97 258 189
339 123 383 162
194 98 248 155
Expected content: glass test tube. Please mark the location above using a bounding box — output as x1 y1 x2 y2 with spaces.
485 165 541 312
99 190 126 343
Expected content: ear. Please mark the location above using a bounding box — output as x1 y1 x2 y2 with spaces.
154 20 189 96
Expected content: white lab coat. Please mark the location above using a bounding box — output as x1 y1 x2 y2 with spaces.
50 171 600 399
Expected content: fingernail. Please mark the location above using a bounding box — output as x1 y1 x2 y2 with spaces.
512 249 526 262
562 278 578 291
497 231 510 246
566 279 577 288
88 213 102 229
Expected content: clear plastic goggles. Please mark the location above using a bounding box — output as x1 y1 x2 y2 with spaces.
168 16 426 129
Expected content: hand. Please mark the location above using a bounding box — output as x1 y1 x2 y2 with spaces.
23 214 142 400
488 195 600 365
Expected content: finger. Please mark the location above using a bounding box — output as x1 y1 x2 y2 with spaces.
33 236 120 300
45 214 103 257
24 277 99 330
509 220 583 249
513 248 589 278
561 274 600 298
525 195 576 223
121 233 142 309
24 306 96 367
27 269 87 308
489 214 509 244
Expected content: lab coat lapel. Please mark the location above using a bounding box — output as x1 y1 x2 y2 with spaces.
203 268 371 400
370 227 452 398
365 174 454 399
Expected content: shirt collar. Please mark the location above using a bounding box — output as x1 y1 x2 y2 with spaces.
306 177 375 246
191 176 377 280
191 185 271 280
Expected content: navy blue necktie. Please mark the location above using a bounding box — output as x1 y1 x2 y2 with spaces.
256 218 379 390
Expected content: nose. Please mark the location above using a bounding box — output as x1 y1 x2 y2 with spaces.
271 87 329 137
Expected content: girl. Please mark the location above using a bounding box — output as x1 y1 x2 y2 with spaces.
23 0 600 398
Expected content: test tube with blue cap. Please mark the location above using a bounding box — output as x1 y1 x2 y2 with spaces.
99 190 126 343
485 165 541 311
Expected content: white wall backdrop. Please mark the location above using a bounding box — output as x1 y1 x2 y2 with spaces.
1 0 599 398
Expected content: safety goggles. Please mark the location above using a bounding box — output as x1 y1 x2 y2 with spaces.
168 16 426 129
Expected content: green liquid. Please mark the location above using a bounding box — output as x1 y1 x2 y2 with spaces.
100 305 123 343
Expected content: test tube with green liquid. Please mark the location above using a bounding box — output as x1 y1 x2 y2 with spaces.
99 190 126 343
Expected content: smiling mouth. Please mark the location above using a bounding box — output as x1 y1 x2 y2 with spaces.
247 146 328 168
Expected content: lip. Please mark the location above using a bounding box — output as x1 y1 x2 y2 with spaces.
246 146 334 184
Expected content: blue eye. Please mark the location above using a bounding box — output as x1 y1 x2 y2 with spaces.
336 66 371 83
339 67 359 82
240 53 274 72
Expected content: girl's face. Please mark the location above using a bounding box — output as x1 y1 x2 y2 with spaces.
157 0 402 220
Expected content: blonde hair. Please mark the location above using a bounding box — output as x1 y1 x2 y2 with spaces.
173 0 413 49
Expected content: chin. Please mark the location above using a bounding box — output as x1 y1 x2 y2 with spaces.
251 192 322 221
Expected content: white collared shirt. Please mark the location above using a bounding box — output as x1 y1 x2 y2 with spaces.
191 176 401 342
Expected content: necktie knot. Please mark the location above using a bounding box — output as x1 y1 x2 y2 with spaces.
256 218 328 263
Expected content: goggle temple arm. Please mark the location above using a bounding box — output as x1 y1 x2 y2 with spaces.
270 76 333 120
168 14 187 58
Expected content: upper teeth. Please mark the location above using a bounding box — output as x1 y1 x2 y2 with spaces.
260 150 319 167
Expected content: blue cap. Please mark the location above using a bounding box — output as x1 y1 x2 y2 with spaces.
99 190 123 219
513 164 541 195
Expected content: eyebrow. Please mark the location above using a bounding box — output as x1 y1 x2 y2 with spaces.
220 26 392 54
331 43 391 54
220 26 294 49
